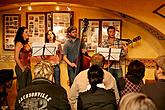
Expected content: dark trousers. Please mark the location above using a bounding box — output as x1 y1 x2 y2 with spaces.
53 64 60 86
68 67 77 87
109 68 123 81
15 64 32 92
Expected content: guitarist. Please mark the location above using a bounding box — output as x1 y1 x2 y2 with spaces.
99 26 128 81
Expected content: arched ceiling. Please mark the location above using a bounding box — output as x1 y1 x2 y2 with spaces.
0 0 165 36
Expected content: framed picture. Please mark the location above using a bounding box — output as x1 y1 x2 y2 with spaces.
79 19 100 50
79 19 122 51
3 14 21 50
26 12 46 43
51 11 74 43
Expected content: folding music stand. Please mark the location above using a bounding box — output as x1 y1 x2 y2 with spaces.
96 47 121 60
32 43 57 56
96 47 121 70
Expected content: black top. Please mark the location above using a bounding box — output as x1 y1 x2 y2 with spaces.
15 78 71 110
141 79 165 110
77 88 117 110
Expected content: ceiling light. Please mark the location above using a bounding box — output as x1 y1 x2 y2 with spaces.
67 6 71 11
28 4 32 11
18 6 22 11
56 6 60 11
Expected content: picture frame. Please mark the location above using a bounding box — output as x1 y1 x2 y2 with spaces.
26 12 46 43
48 11 74 43
79 19 122 51
79 19 100 50
27 12 73 44
3 14 21 50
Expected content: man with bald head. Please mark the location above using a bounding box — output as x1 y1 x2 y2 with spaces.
69 53 119 110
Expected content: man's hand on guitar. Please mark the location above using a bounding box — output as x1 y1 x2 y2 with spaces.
122 43 128 53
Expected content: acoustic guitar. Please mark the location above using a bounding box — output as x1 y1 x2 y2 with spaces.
104 36 141 69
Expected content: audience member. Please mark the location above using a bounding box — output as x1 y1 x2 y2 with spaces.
44 30 62 85
141 55 165 110
118 60 145 97
15 60 71 110
69 53 119 110
119 92 157 110
77 65 117 110
99 26 128 80
14 26 32 91
63 26 81 86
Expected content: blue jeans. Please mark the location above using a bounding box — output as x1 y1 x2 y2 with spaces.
109 68 123 81
54 64 60 86
68 67 77 87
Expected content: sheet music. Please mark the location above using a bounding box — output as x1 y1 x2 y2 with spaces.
44 43 57 56
96 47 121 60
32 43 57 56
32 43 45 56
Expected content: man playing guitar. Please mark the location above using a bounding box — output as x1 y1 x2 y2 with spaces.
99 26 128 81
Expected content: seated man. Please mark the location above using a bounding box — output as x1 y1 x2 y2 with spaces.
141 55 165 110
15 60 71 110
69 53 119 110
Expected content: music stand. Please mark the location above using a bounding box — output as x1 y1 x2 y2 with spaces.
96 47 121 70
32 43 57 56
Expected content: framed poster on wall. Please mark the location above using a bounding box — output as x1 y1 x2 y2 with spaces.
3 14 21 50
79 19 122 51
26 12 46 43
52 11 74 43
79 19 100 50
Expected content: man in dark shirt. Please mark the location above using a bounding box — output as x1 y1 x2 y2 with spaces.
141 55 165 110
15 60 71 110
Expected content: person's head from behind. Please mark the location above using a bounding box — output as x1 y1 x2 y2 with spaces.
45 30 56 43
107 26 116 38
88 65 104 93
67 26 77 38
34 60 54 82
119 93 157 110
155 55 165 80
126 60 145 80
90 53 105 68
14 26 29 45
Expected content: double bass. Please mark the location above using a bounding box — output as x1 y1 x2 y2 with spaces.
79 18 91 71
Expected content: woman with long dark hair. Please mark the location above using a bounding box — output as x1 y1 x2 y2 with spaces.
14 26 32 91
77 65 117 110
44 30 62 85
